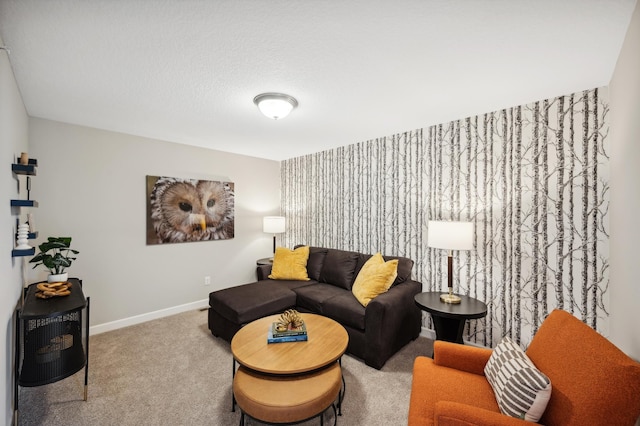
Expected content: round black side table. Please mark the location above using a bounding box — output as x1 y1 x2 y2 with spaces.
414 292 487 344
256 257 273 266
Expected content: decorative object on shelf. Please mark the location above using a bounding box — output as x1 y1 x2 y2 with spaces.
253 93 298 120
29 237 79 283
263 216 285 255
27 213 35 233
26 176 32 200
16 223 31 250
275 309 305 332
19 152 29 165
35 281 72 299
146 175 235 245
427 220 474 304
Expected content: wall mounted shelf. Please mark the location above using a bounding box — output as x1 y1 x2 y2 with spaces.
11 248 35 257
11 163 37 176
10 200 38 208
11 157 39 258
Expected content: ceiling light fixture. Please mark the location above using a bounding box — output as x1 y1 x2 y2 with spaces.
253 93 298 120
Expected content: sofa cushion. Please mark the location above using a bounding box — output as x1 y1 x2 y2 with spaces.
269 246 310 281
272 279 318 291
354 253 413 286
319 249 359 290
306 247 329 281
292 283 346 314
484 337 551 422
322 292 366 331
209 281 296 324
351 253 398 307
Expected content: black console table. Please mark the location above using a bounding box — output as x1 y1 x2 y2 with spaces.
14 278 90 423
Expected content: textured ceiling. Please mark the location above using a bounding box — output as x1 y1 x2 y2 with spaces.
0 0 636 161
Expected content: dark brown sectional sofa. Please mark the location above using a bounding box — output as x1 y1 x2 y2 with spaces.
208 246 423 369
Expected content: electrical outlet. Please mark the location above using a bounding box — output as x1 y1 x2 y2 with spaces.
204 276 211 286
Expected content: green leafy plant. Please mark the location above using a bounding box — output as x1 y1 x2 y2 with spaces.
29 237 79 275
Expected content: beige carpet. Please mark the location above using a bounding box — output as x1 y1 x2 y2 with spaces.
17 309 433 426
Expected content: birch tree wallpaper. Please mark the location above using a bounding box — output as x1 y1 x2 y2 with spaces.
281 87 609 348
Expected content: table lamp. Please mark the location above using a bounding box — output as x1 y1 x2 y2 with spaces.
427 220 474 304
263 216 286 255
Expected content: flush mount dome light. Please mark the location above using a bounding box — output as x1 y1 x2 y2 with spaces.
253 93 298 120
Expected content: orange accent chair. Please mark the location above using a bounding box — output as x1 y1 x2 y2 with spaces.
408 309 640 425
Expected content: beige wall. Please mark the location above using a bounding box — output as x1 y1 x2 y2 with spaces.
610 0 640 360
0 35 29 426
28 118 281 329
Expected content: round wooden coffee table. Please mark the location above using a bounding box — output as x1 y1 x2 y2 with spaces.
234 362 342 424
232 313 348 374
230 313 349 424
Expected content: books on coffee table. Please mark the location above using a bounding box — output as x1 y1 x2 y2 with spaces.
267 328 308 343
267 321 308 344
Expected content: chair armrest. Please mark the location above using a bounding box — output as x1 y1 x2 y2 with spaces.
433 341 493 376
435 401 532 426
256 264 272 281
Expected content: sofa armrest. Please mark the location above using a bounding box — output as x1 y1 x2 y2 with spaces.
256 264 272 281
364 279 422 368
433 341 493 376
434 401 531 426
366 278 421 315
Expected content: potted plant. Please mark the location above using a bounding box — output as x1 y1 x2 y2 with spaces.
29 237 79 282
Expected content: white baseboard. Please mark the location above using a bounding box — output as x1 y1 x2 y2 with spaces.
89 298 209 336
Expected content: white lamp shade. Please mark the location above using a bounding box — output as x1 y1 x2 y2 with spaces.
254 93 298 120
427 221 474 251
263 216 286 233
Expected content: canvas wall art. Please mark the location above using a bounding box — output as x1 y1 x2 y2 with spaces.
146 176 235 245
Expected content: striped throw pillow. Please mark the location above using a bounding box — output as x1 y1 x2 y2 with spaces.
484 337 552 422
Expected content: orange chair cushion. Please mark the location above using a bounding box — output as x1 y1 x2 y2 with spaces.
408 355 500 426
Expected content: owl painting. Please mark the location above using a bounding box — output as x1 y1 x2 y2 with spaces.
146 176 234 244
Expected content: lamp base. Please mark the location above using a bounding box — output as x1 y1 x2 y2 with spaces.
440 293 461 304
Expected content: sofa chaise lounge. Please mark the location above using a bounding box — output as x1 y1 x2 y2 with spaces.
208 246 423 369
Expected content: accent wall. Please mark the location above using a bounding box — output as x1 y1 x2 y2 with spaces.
281 87 609 347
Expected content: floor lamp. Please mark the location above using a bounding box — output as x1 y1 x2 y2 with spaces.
263 216 286 257
427 220 474 304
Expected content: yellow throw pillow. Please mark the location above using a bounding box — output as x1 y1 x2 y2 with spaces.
268 246 310 281
352 253 398 307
